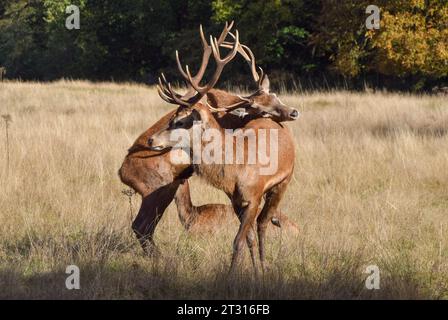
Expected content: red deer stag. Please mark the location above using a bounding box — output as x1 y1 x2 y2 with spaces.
119 22 299 256
148 29 296 275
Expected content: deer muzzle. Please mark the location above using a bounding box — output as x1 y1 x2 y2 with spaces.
289 109 300 120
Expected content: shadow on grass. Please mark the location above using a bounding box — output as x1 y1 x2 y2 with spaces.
0 259 431 300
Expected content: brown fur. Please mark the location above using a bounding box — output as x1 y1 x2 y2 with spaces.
119 89 296 254
118 110 192 252
150 103 296 274
174 180 299 234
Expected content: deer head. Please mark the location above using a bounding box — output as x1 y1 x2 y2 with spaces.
220 36 300 122
148 107 202 151
229 70 300 122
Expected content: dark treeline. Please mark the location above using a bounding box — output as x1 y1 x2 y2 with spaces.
0 0 447 91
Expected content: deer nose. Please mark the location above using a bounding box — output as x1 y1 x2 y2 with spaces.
290 109 299 119
147 138 153 146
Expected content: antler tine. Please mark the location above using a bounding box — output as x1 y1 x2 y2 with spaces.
175 51 190 81
221 41 251 61
207 99 248 113
240 44 260 82
199 24 208 49
222 32 260 82
159 74 173 96
211 30 239 64
210 35 221 60
167 82 191 107
159 73 184 100
157 75 175 104
157 73 192 107
157 85 176 104
216 20 234 44
158 77 182 105
191 24 213 83
257 66 264 85
185 65 200 93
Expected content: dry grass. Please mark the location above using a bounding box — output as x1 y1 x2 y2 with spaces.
0 80 447 299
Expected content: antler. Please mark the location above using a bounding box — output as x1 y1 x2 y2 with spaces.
157 22 239 107
185 31 239 94
221 32 264 85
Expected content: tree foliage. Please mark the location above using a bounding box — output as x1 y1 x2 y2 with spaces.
371 0 448 80
0 0 446 90
313 0 448 89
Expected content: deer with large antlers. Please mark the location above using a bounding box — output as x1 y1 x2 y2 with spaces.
147 23 297 275
157 22 299 122
119 22 299 259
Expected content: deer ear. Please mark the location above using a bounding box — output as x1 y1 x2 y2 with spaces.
259 74 270 93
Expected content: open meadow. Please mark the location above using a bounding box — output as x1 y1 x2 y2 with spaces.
0 80 447 299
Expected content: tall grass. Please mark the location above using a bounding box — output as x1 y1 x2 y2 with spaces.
0 80 447 299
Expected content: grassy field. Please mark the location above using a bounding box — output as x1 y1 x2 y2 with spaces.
0 80 447 299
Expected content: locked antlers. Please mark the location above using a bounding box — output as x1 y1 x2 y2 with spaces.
221 32 265 86
157 22 239 108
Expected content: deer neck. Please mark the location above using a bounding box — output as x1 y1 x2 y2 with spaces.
196 103 224 132
207 89 243 109
192 104 234 195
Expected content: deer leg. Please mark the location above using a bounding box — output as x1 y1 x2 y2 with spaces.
132 200 160 255
132 181 181 255
257 176 291 273
232 202 259 276
246 225 259 276
230 197 261 276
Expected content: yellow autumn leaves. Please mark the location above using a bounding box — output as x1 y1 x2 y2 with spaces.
371 5 448 78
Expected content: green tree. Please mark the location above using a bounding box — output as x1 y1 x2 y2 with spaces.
313 0 448 89
0 0 48 79
212 0 318 76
